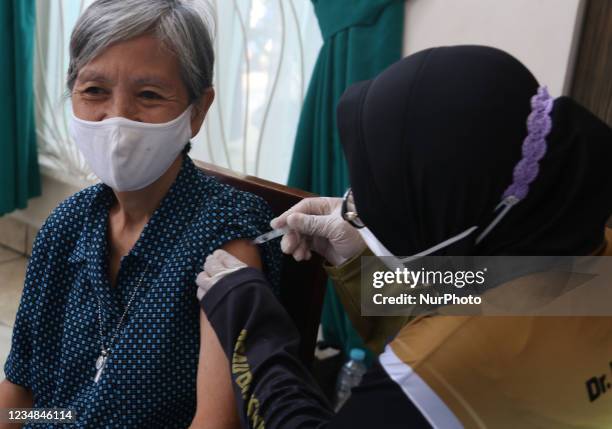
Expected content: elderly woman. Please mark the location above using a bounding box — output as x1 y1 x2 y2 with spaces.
0 0 280 427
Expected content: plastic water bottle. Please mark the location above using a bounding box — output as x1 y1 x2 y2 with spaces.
334 348 367 411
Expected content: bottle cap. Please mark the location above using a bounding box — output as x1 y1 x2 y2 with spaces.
349 348 365 361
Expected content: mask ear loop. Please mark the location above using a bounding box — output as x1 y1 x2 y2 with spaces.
358 224 479 269
475 196 519 244
399 225 479 264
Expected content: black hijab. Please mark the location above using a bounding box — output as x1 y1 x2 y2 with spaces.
338 45 612 256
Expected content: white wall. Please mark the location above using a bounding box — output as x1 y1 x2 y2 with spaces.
10 167 84 229
403 0 586 96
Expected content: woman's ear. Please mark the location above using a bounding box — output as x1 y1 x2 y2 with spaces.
190 88 215 137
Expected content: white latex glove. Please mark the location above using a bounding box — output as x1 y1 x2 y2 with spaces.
270 197 366 266
196 250 247 300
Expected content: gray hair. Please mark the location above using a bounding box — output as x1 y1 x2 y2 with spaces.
67 0 215 102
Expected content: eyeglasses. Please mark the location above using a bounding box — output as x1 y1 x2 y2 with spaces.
341 188 366 229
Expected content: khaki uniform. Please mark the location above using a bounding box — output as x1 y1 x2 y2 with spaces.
324 229 612 428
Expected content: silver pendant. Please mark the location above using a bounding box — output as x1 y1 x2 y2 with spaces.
94 350 108 383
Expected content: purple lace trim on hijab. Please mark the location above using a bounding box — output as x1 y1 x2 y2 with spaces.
501 86 554 202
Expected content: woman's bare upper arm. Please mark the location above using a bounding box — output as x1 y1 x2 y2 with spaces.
220 239 262 269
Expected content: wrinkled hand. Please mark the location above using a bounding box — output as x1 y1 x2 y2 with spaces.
271 197 366 266
196 250 247 300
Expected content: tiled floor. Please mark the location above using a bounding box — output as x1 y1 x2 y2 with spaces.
0 245 28 379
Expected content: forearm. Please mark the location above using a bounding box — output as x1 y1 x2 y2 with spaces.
200 268 333 429
0 379 33 429
191 312 241 429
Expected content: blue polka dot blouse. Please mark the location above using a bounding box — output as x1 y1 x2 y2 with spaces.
4 155 281 428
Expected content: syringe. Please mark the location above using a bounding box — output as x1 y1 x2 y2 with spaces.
252 227 290 244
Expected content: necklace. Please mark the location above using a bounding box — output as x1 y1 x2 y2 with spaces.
94 262 150 383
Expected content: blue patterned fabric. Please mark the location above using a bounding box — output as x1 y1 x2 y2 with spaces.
4 155 281 428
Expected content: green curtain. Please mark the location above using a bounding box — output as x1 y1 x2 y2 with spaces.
0 0 40 216
288 0 405 362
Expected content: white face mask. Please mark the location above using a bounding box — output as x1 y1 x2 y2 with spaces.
69 106 194 191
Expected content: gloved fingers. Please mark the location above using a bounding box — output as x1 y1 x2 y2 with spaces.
198 251 248 301
271 197 335 229
204 252 228 276
286 212 333 238
293 239 312 261
302 235 314 261
196 271 213 300
280 229 302 255
211 249 247 270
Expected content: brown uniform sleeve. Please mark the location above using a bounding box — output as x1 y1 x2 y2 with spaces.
324 249 411 354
